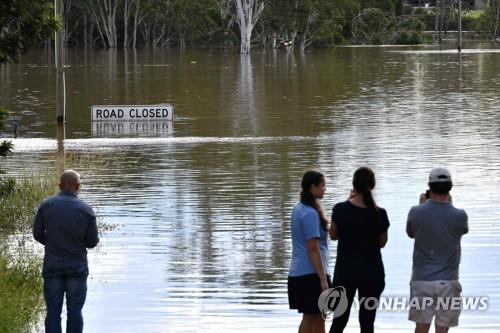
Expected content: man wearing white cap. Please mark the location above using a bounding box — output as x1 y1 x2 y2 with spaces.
406 168 468 333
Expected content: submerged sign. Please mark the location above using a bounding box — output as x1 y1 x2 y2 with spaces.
91 104 174 121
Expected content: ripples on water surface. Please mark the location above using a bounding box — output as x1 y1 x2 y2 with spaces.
1 44 500 332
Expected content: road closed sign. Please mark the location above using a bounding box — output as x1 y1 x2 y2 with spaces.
91 104 174 121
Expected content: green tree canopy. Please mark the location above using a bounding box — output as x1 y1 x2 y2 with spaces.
0 0 59 63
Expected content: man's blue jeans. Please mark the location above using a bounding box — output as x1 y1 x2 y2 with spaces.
43 266 88 333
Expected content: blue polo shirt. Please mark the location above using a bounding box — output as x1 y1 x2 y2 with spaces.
289 202 329 277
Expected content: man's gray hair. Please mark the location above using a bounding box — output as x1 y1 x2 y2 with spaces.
61 169 81 184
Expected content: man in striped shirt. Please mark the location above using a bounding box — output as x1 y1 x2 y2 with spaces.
33 169 99 333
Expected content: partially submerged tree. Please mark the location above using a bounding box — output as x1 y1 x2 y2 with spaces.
140 0 175 48
82 0 121 48
261 0 298 49
261 0 345 52
233 0 265 53
1 0 441 52
296 0 344 52
168 0 220 49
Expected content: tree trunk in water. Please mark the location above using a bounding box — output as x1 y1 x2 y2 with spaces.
438 0 446 42
90 24 98 47
443 1 449 35
84 14 88 49
132 0 141 48
143 25 150 47
299 9 314 53
240 29 251 54
64 0 72 46
435 0 440 39
299 34 307 53
101 0 118 48
111 4 118 48
261 28 267 49
123 0 130 48
179 30 186 49
90 0 114 48
95 18 107 48
495 0 500 39
234 0 264 54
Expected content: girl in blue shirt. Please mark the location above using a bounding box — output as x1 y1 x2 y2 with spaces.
288 170 331 333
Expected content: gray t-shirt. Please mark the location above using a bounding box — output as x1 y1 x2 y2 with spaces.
406 200 468 281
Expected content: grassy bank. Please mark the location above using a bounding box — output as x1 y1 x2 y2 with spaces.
0 109 56 331
0 175 56 333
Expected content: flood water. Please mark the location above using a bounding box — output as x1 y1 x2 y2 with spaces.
1 43 500 332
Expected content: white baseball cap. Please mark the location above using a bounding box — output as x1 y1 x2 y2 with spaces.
429 167 452 183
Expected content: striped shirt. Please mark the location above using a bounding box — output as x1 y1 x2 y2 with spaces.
33 191 99 270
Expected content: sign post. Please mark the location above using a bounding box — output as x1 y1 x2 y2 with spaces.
458 0 462 52
55 0 65 123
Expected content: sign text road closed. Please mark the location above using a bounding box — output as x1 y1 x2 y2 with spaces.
91 104 174 121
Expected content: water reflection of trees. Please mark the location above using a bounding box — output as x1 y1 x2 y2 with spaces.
157 141 322 296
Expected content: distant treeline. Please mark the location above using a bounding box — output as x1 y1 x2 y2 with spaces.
54 0 500 51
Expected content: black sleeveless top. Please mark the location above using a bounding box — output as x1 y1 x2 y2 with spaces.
331 201 390 282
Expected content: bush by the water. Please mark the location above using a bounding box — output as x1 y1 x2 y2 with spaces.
0 176 57 234
474 7 500 38
0 107 12 159
0 140 13 157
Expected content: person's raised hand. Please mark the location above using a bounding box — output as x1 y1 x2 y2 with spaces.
419 193 427 204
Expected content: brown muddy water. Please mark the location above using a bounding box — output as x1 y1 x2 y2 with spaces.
1 43 499 332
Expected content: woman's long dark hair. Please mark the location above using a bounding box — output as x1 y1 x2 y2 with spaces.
300 170 329 231
353 167 379 222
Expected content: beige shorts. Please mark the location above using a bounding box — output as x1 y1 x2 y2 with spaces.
409 280 462 327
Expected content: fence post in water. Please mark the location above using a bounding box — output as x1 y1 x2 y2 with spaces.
458 0 462 52
55 0 66 123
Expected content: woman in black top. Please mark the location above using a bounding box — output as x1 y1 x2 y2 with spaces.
329 167 389 333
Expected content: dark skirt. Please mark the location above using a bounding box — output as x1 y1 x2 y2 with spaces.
288 273 332 314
